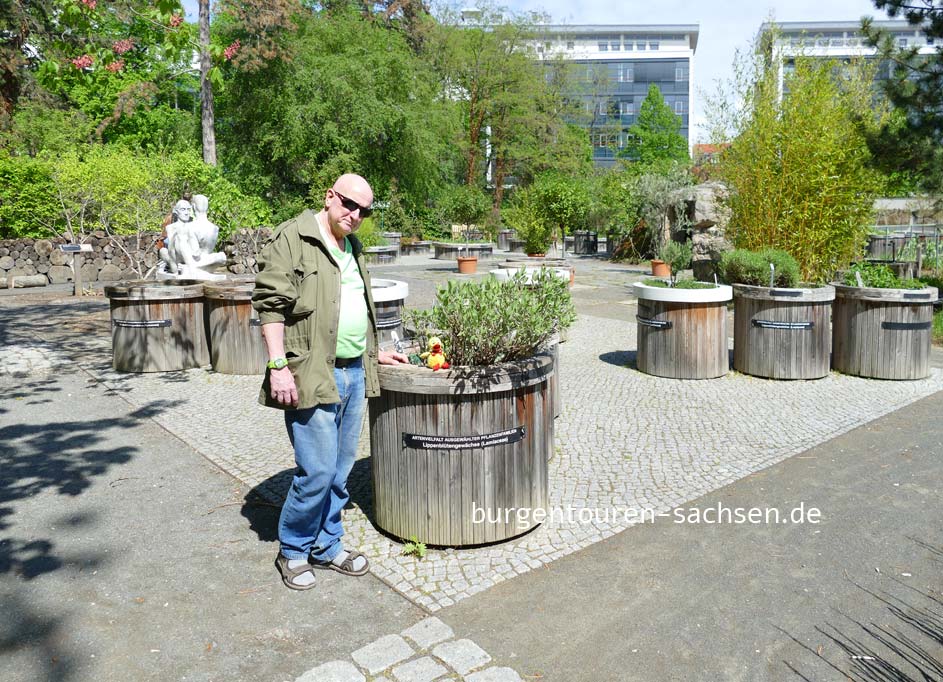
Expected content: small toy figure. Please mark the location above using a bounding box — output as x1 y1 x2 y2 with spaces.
420 336 450 371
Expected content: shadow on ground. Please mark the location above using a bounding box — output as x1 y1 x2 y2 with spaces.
781 538 943 681
242 458 376 545
0 393 183 682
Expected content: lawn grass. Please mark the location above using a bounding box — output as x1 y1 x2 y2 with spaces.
934 309 943 345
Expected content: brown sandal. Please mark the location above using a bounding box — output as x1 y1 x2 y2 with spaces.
314 550 370 577
275 553 317 591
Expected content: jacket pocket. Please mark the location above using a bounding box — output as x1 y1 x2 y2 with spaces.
289 266 319 318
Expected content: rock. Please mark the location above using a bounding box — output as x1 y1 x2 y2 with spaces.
34 239 54 256
97 263 123 281
49 249 69 266
80 263 98 282
48 265 73 283
0 255 13 270
0 274 47 288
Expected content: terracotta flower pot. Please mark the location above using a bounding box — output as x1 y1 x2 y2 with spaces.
651 259 670 278
457 256 478 275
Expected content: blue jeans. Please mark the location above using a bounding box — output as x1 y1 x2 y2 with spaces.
278 358 365 562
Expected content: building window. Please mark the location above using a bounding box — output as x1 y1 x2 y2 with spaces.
611 39 620 51
898 37 909 47
927 36 935 46
598 41 608 51
675 67 684 82
637 41 646 51
620 101 634 116
567 40 575 49
674 101 684 114
619 65 634 82
625 41 633 51
649 41 659 50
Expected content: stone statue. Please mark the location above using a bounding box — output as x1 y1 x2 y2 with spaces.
157 195 227 281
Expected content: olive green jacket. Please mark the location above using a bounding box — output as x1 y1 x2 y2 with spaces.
252 209 380 409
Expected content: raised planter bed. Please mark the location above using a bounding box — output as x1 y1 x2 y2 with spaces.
832 283 938 380
203 279 267 375
499 257 574 286
369 355 553 546
732 284 835 380
496 230 515 251
363 245 398 264
380 232 402 250
633 282 733 379
490 267 570 285
399 240 432 256
866 234 910 260
432 242 494 260
508 238 526 254
104 280 209 372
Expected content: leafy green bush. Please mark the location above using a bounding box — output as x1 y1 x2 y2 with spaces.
354 217 386 248
843 262 925 289
438 184 491 228
657 241 692 276
719 249 801 287
406 269 575 366
0 145 271 240
504 189 553 255
0 155 61 239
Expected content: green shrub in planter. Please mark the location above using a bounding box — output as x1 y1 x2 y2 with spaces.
842 262 923 289
406 269 575 366
642 277 717 290
657 241 692 284
720 248 800 287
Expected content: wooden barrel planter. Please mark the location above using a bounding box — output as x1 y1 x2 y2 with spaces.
832 283 938 380
633 282 733 379
545 334 561 423
508 238 526 254
496 230 515 251
490 267 569 286
363 245 398 264
866 234 909 260
369 354 553 546
864 259 918 280
732 284 835 380
432 242 495 260
371 278 409 345
399 240 432 256
104 280 209 373
203 280 267 375
572 230 598 255
380 232 402 251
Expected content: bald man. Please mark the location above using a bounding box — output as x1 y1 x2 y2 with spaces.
253 174 408 590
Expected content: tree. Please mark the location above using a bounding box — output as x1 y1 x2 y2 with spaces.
620 84 689 167
863 1 943 193
0 0 55 113
712 39 885 283
198 0 216 165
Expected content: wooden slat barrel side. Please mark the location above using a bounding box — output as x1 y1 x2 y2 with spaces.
204 282 266 375
370 356 552 546
636 299 728 379
832 284 938 380
106 281 209 373
732 285 834 380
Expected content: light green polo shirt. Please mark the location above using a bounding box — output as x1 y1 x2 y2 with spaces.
322 219 368 359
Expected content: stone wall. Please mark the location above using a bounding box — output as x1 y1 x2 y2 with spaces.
0 227 274 284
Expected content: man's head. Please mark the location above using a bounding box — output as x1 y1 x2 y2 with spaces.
323 174 373 240
173 200 193 222
191 194 209 217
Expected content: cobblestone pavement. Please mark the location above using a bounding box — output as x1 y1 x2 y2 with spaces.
291 616 520 682
51 307 943 614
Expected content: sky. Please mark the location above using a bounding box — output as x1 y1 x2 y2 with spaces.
182 0 894 142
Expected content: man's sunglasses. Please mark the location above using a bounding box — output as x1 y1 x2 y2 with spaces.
334 191 373 218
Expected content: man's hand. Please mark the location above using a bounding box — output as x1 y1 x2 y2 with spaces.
270 367 299 406
378 350 410 365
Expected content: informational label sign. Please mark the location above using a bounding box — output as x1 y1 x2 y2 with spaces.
59 244 93 253
752 320 814 330
403 426 526 451
882 321 932 331
636 315 672 330
903 292 932 301
768 289 802 297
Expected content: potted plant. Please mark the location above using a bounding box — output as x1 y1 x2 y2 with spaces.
720 248 835 380
832 262 938 380
369 270 575 547
632 241 732 379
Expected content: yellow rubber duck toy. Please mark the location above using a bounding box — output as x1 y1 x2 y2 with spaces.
420 336 450 371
